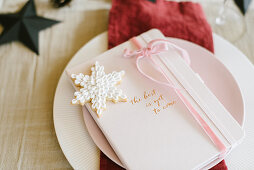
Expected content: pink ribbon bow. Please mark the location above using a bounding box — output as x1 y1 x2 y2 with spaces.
124 39 190 65
123 39 191 89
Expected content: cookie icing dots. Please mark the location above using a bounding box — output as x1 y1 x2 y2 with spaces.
71 61 127 117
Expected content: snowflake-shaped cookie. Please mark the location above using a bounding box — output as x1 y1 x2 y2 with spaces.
71 61 127 117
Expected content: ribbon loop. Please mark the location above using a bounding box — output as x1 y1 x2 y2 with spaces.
123 39 191 90
124 39 190 65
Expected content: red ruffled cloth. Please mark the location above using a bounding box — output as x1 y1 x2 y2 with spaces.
101 0 227 169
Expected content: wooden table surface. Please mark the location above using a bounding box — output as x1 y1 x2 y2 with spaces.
0 0 253 169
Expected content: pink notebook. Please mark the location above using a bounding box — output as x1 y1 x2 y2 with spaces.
66 29 244 170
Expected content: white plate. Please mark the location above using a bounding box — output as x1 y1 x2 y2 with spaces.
53 32 246 169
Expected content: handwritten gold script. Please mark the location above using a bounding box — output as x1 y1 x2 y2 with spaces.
130 89 176 115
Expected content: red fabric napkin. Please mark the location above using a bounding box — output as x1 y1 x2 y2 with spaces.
101 0 227 169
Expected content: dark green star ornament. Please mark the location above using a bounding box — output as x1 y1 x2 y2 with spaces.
0 0 60 55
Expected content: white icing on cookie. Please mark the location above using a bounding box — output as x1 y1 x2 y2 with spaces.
71 61 127 117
